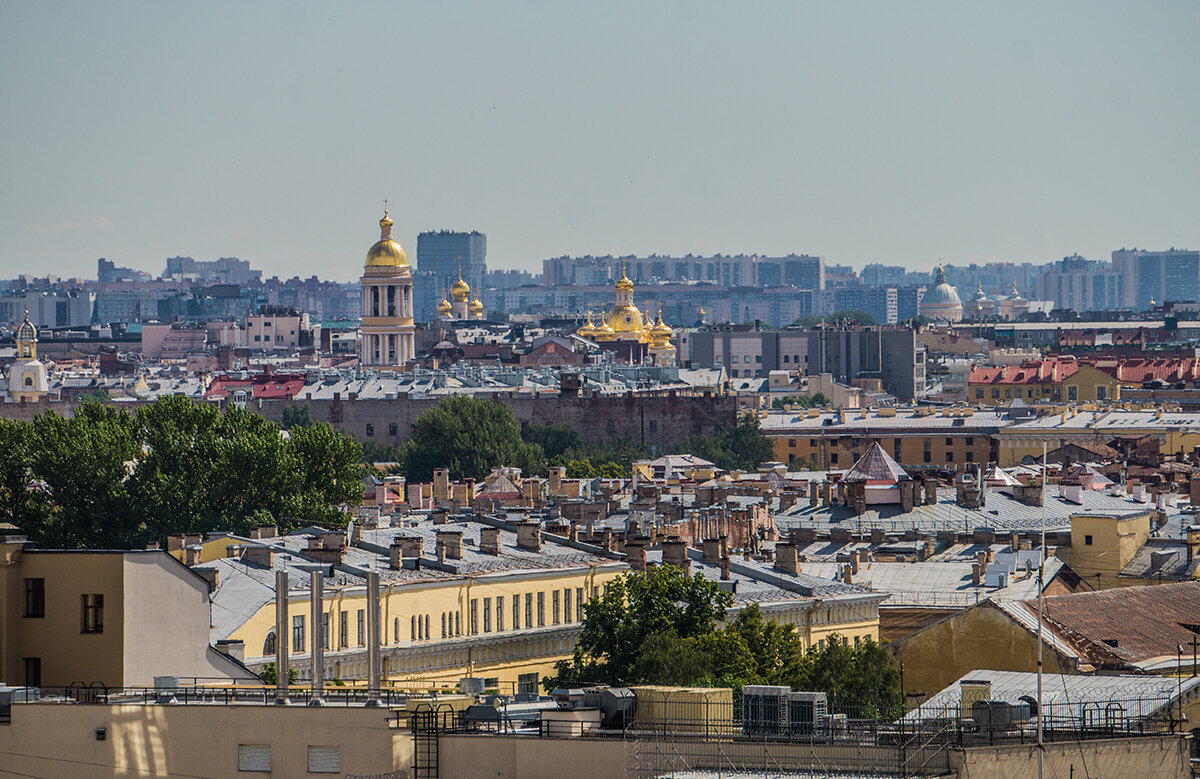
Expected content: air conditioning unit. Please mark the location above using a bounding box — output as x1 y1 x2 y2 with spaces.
786 691 828 735
743 685 789 736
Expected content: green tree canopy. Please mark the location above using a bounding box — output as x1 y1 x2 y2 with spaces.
0 396 365 549
672 412 775 473
399 395 545 482
793 309 877 328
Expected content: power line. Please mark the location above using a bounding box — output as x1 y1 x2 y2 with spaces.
0 750 213 779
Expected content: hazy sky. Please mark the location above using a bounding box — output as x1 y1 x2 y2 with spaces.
2 1 1198 281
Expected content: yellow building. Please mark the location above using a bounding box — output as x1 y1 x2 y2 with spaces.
994 408 1200 466
968 360 1120 407
0 530 254 688
6 312 49 403
1059 511 1154 590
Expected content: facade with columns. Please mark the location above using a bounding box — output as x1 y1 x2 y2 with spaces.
360 209 415 367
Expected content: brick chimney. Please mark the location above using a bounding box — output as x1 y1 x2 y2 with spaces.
240 545 274 569
809 480 820 507
436 530 464 560
625 540 647 572
517 521 542 552
250 525 278 540
194 567 218 589
842 563 853 585
923 478 938 505
479 526 501 555
662 539 690 573
185 546 203 566
719 556 731 581
702 538 721 564
774 543 798 575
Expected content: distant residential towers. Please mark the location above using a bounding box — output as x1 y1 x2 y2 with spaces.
416 230 487 321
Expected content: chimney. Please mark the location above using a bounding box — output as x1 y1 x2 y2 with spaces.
720 535 729 559
549 466 565 494
625 541 647 572
921 538 936 561
850 553 860 574
822 481 832 506
1186 524 1200 562
436 530 463 560
924 478 938 505
702 538 721 563
431 509 448 525
479 526 501 555
517 521 542 551
662 539 690 572
976 550 988 578
215 639 244 662
720 557 731 580
602 528 616 552
250 525 278 540
195 567 218 589
185 546 203 566
167 534 186 551
809 480 820 507
842 563 853 585
436 539 447 564
241 545 274 569
774 543 798 575
900 480 914 512
986 548 995 564
871 528 886 545
972 563 982 586
1013 484 1044 507
433 468 450 502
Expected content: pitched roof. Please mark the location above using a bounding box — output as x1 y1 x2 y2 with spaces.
842 443 909 484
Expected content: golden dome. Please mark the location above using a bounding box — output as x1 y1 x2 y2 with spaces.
649 310 674 341
469 297 484 316
437 298 452 315
450 271 470 302
593 313 615 340
608 304 645 334
365 208 410 268
615 261 634 293
576 310 597 339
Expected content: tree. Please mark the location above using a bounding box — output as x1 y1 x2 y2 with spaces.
259 662 298 685
673 412 775 472
399 395 545 482
771 393 829 410
548 565 733 688
280 404 313 430
792 310 877 328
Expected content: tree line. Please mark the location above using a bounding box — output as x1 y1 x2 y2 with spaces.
548 566 902 717
0 395 364 550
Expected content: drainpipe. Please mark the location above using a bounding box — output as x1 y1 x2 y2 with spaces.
366 571 382 706
309 570 325 705
275 570 290 704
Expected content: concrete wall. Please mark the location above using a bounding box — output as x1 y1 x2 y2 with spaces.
0 703 411 778
949 735 1192 779
440 733 627 779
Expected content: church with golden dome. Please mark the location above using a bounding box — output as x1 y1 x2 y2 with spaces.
360 207 415 366
576 262 675 365
436 269 485 322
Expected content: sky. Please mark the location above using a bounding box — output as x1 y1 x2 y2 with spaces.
2 1 1198 282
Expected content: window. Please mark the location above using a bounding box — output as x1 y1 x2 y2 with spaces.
537 592 546 626
81 594 103 633
411 615 416 640
322 613 330 650
238 745 271 773
577 587 585 617
470 599 479 634
483 598 491 633
24 657 41 687
946 451 954 463
263 631 277 656
513 596 521 630
552 590 560 625
389 422 398 436
965 437 974 446
339 611 349 648
357 609 365 646
992 388 1000 399
945 438 953 447
525 593 533 627
24 578 44 618
292 615 306 653
518 672 539 694
1005 388 1011 398
365 423 374 437
1097 386 1106 400
455 611 461 636
1068 385 1078 401
307 746 341 774
966 451 974 463
393 617 399 643
923 450 932 463
1084 535 1093 546
975 389 984 399
830 453 838 465
441 613 447 638
564 589 572 623
496 597 505 631
788 439 796 447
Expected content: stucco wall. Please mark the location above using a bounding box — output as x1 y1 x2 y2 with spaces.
949 735 1191 779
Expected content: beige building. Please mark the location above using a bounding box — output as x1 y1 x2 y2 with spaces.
0 530 254 688
361 207 416 366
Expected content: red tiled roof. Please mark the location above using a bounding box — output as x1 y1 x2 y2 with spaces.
204 372 308 400
968 359 1081 385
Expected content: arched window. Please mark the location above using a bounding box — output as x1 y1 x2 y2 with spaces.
263 630 277 657
393 617 399 643
455 612 461 636
441 613 447 638
424 615 430 641
410 615 416 640
24 376 32 387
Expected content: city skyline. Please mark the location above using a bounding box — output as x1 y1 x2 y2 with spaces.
2 2 1198 281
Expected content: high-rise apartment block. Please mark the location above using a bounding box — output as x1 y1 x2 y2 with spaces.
1112 248 1200 309
416 230 487 307
1036 255 1123 312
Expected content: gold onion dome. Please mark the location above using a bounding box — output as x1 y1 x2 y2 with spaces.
437 298 452 315
365 208 409 268
594 313 615 339
469 297 484 315
576 310 597 338
650 310 674 341
615 264 634 292
450 271 471 302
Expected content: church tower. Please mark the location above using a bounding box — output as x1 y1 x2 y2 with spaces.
8 312 48 403
360 207 415 366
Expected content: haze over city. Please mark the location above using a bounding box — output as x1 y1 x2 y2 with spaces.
2 1 1198 280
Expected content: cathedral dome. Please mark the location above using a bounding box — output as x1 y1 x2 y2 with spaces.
576 311 598 339
469 297 484 316
593 313 615 340
920 266 963 322
608 305 645 333
15 312 36 342
437 298 452 316
649 310 674 342
365 209 409 268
